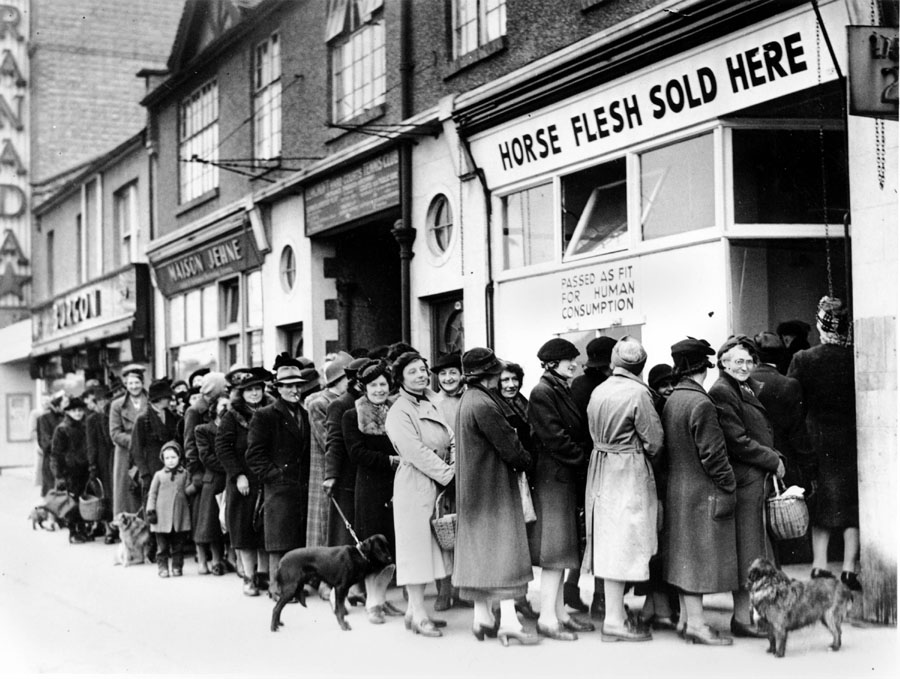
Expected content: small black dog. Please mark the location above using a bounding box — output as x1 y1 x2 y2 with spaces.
747 557 854 658
270 534 393 632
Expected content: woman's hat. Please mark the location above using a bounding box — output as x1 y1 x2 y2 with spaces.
753 331 785 364
187 367 210 386
390 352 426 386
610 336 647 375
357 360 391 386
324 351 353 386
299 368 321 395
584 336 618 368
462 347 503 376
229 367 273 390
537 338 579 363
716 334 758 362
64 396 86 411
430 351 462 374
671 337 715 374
225 363 253 384
199 372 227 399
816 296 849 335
121 364 145 379
148 378 174 403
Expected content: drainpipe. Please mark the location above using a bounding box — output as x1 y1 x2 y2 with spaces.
391 0 415 343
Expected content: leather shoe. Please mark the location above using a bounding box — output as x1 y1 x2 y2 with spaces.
684 624 733 646
730 617 768 638
538 622 578 641
367 605 386 624
563 583 588 613
472 619 500 641
841 571 863 592
514 597 539 620
383 601 405 616
645 615 679 631
601 621 651 642
409 618 442 637
811 568 836 579
562 617 595 633
429 617 448 628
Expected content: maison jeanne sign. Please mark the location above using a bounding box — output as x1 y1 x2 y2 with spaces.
155 230 263 296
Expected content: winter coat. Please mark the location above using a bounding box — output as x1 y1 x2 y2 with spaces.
324 387 361 546
570 369 608 416
584 368 663 580
662 378 739 594
752 363 816 490
709 372 780 587
193 421 224 544
109 392 147 516
217 397 270 549
385 388 454 586
147 466 191 534
182 398 213 479
452 383 532 598
527 371 592 569
245 399 311 552
788 344 858 528
344 396 396 553
304 389 340 548
37 409 64 457
51 415 88 480
434 389 464 433
130 406 179 488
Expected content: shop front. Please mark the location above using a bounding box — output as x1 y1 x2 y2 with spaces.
30 264 152 390
149 215 265 379
459 0 850 378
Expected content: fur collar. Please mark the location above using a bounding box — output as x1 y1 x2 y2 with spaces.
355 395 391 435
228 394 273 429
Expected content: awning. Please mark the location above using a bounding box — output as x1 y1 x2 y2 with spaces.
30 316 133 358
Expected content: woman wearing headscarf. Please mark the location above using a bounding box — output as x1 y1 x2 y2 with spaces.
788 296 861 591
709 334 784 638
585 337 663 642
527 339 594 641
385 351 454 638
246 355 314 575
217 366 273 596
453 348 538 646
344 359 404 624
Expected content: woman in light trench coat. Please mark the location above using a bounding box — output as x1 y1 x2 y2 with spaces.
385 352 455 638
584 337 664 642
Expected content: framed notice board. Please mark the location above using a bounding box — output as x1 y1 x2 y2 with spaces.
6 393 33 442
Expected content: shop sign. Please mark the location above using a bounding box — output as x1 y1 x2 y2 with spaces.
559 260 641 332
848 26 898 120
305 151 400 235
32 267 141 345
155 229 263 296
469 2 846 188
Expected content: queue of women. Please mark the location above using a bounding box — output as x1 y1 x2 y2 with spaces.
39 295 860 647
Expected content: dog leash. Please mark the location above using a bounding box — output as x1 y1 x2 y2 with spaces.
329 495 368 561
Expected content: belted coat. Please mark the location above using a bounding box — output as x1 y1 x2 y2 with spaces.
109 392 147 515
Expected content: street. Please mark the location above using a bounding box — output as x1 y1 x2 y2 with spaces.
0 465 896 679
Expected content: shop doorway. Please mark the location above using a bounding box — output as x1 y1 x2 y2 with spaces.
729 238 850 343
327 222 401 353
429 292 464 360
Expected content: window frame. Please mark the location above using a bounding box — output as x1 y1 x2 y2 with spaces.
253 32 282 163
451 0 507 60
329 2 386 123
178 79 219 204
113 181 138 269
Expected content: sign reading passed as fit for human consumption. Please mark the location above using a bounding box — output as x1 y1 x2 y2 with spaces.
559 260 641 332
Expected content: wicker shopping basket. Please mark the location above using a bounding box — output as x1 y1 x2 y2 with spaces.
430 490 457 551
79 478 110 522
766 475 809 541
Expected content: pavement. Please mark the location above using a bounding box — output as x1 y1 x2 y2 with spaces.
0 464 897 679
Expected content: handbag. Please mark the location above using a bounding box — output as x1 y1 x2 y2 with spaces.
79 478 110 522
43 488 79 520
518 472 536 524
430 490 457 551
766 475 809 541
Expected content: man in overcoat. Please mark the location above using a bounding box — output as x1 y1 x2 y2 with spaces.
37 391 67 497
86 385 116 542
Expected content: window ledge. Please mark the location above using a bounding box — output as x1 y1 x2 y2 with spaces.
176 188 219 217
327 104 386 143
445 36 507 79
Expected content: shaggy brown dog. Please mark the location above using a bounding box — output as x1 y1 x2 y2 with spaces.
747 557 854 658
111 512 151 567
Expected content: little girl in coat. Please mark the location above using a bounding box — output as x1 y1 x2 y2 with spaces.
147 440 192 577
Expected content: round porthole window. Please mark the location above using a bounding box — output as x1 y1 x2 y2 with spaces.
280 245 296 292
426 194 454 257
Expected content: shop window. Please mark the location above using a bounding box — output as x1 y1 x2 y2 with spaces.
223 336 240 369
502 182 554 270
640 133 715 240
280 245 296 292
247 270 263 328
254 33 281 162
220 278 241 328
328 0 385 123
84 178 102 278
185 289 202 342
732 128 848 224
452 0 506 58
46 230 54 295
201 284 217 338
249 330 263 366
113 182 137 267
179 80 219 203
427 194 454 256
562 157 627 260
169 295 185 345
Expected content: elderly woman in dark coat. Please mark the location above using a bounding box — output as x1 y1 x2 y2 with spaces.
246 355 313 576
527 339 594 641
51 397 90 543
86 386 117 543
194 395 229 575
662 339 738 645
709 335 784 638
788 296 861 591
217 367 273 596
453 348 538 646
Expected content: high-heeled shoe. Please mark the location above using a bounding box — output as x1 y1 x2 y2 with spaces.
841 571 863 592
498 628 541 646
514 597 539 620
537 622 578 641
472 619 500 641
408 618 442 637
684 624 733 646
382 601 405 616
729 617 768 638
811 567 835 579
562 617 595 633
563 582 589 613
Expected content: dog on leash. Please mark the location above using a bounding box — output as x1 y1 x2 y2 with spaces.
747 557 854 658
28 506 60 531
111 512 151 567
270 534 394 632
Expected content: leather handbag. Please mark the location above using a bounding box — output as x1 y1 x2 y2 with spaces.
43 488 79 520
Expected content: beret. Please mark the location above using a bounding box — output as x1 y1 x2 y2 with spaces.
537 338 579 363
